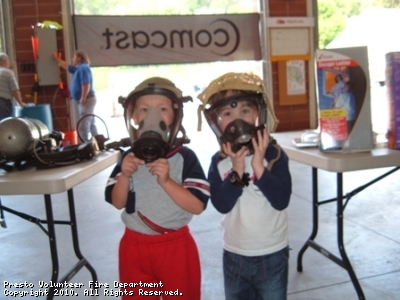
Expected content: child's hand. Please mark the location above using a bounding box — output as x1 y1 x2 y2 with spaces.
222 142 248 175
251 128 269 179
121 152 145 178
147 158 170 184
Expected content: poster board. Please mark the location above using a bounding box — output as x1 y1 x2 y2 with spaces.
270 28 310 61
278 60 307 105
35 28 59 86
316 46 374 152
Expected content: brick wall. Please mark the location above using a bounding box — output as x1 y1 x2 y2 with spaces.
11 0 69 131
269 0 310 131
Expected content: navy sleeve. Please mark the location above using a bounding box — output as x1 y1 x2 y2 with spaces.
208 153 243 214
253 145 292 211
180 147 210 208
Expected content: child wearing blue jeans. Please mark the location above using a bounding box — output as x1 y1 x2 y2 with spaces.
198 72 292 300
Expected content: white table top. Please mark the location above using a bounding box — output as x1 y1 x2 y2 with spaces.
272 131 400 173
0 150 120 195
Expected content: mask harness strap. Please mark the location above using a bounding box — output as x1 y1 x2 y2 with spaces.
197 104 204 131
266 136 282 172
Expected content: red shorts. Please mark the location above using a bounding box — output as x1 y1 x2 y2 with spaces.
119 225 201 300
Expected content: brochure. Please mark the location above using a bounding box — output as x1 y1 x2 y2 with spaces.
316 46 374 152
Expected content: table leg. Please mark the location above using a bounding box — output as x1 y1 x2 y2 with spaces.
336 173 365 300
43 194 59 300
44 190 98 300
65 189 98 282
0 197 7 228
297 167 319 271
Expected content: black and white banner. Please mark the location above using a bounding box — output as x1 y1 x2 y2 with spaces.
73 14 261 66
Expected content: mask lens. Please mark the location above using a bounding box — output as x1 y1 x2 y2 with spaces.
130 107 170 162
132 134 169 162
221 119 255 153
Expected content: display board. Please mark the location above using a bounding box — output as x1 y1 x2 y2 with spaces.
270 28 310 61
278 60 307 105
316 46 374 153
35 28 59 86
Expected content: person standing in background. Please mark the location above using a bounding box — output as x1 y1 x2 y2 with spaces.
52 50 98 141
0 52 26 120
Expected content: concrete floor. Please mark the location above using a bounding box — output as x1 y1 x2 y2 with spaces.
1 143 399 299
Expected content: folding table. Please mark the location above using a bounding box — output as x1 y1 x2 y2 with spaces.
273 131 400 300
0 150 120 300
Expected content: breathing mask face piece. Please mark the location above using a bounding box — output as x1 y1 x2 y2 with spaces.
130 106 170 162
121 77 191 161
220 119 265 153
204 93 267 154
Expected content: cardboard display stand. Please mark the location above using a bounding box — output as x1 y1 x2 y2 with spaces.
316 46 374 153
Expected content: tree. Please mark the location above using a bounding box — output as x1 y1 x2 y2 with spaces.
377 0 400 7
317 0 366 49
318 0 400 48
73 0 257 15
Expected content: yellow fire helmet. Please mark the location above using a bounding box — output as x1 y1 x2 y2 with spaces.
197 72 279 134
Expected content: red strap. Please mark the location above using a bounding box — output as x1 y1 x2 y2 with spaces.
166 145 183 158
137 211 176 234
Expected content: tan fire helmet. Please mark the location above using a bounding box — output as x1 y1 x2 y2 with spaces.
197 72 279 133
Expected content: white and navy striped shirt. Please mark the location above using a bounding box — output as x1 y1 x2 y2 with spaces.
105 146 210 235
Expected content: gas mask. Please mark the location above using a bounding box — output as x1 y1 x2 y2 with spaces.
197 72 279 155
204 93 267 154
130 106 170 162
120 77 191 162
220 119 265 153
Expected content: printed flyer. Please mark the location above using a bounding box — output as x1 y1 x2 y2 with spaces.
316 46 374 152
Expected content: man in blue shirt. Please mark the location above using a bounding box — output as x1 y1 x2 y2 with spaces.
52 50 98 142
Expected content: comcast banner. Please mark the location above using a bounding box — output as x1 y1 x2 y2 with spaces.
73 14 261 66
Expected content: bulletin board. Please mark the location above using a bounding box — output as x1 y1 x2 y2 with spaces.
269 28 310 61
35 28 59 86
278 60 307 105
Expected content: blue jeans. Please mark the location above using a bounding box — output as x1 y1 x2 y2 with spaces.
77 95 98 142
223 246 289 300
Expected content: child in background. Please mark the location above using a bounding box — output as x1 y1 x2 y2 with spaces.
198 72 292 300
105 77 209 300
